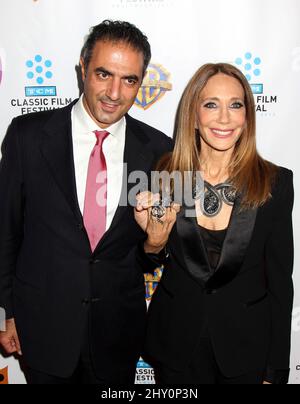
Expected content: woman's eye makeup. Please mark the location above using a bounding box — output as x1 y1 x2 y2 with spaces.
231 102 244 109
203 102 217 109
202 101 245 109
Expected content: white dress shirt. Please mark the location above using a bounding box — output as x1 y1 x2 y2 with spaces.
71 95 126 231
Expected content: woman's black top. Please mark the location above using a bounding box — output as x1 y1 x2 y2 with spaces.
198 225 227 271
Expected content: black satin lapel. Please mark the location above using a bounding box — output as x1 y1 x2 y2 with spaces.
176 207 212 288
39 108 82 225
206 197 258 291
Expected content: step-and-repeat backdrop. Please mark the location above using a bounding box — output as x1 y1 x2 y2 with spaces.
0 0 299 384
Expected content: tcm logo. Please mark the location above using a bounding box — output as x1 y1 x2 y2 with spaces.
0 367 8 385
235 52 278 115
144 267 163 301
25 54 56 97
135 63 172 110
235 52 263 94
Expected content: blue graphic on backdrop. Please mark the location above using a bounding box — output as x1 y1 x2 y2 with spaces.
235 52 263 95
235 52 278 115
25 54 56 97
135 359 155 384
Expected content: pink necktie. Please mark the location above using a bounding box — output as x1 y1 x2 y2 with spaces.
83 130 110 252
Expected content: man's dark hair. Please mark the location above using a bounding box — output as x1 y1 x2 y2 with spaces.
81 20 151 77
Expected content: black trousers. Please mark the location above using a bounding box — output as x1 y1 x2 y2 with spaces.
155 336 264 385
24 311 136 385
24 311 102 385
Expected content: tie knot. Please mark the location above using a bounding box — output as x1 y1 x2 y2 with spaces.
94 130 110 147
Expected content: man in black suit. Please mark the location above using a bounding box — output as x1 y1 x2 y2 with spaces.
0 20 172 384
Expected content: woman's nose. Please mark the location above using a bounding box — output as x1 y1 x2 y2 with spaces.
217 106 230 124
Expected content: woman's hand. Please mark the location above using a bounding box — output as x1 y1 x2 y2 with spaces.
135 192 180 254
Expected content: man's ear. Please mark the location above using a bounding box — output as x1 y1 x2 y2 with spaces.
80 57 86 81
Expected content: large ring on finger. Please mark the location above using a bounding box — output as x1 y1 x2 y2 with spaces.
151 204 166 220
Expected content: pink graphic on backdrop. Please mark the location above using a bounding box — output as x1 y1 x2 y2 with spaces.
0 57 2 85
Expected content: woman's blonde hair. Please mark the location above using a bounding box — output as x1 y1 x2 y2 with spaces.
159 63 277 208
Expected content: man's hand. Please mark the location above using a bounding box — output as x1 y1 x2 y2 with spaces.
0 318 22 355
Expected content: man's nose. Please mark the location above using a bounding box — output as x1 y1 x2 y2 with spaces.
106 77 121 101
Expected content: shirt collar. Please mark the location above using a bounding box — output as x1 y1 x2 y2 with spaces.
73 94 126 141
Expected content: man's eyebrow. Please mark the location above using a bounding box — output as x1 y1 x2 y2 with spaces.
94 67 140 81
94 67 112 75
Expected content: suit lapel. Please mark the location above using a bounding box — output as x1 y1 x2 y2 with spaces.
206 196 257 290
176 208 212 288
177 196 258 290
39 101 83 225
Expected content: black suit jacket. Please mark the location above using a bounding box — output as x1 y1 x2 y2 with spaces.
143 168 294 384
0 100 173 381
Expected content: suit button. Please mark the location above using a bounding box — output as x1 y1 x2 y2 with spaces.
91 298 101 303
82 299 89 305
90 259 100 265
205 289 217 295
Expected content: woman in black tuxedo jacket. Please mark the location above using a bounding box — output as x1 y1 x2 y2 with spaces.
135 63 294 384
